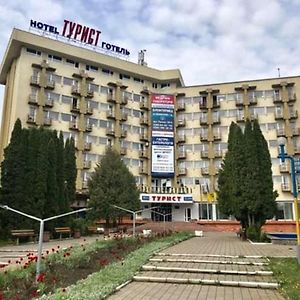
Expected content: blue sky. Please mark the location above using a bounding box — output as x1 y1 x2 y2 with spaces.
1 0 300 120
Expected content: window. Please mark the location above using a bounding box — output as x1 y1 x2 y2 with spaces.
48 54 62 61
276 202 293 220
62 95 72 104
152 83 158 89
133 77 144 83
61 113 72 121
26 48 41 56
161 83 170 88
102 68 113 75
66 59 79 68
199 203 213 220
63 77 75 86
86 65 98 71
119 73 130 80
133 94 141 102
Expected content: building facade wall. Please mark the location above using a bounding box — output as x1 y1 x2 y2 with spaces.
0 29 299 222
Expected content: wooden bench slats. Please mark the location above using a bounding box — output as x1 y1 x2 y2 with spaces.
55 227 71 240
11 229 36 245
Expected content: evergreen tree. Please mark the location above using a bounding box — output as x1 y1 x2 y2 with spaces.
0 119 28 230
87 147 140 228
64 137 76 208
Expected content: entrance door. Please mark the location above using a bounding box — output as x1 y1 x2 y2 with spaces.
185 208 191 221
151 204 172 222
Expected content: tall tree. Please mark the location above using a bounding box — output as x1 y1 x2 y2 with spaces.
218 120 277 230
87 147 140 228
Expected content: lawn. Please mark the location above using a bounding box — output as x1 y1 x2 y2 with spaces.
269 257 300 300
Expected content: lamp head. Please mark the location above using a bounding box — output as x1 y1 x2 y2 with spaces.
277 137 287 147
0 205 8 210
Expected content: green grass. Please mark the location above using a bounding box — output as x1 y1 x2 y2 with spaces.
269 257 300 300
38 232 192 300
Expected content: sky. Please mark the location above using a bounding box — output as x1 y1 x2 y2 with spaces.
1 0 300 120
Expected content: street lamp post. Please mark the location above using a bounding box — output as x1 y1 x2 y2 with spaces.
111 205 158 236
277 137 300 264
0 205 91 280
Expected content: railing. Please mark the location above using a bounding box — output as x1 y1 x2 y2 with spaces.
138 185 193 194
281 183 291 192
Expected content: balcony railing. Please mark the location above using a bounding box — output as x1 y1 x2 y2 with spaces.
273 94 282 103
121 112 128 121
140 100 148 110
46 79 55 89
279 163 289 173
71 104 80 113
292 127 300 136
44 118 52 126
121 97 128 105
140 116 149 125
121 130 127 138
215 149 223 157
200 133 208 141
274 111 284 119
177 134 186 143
139 132 148 141
106 110 115 119
178 167 187 175
138 185 193 194
139 150 148 158
176 102 185 111
281 183 291 192
289 110 298 119
106 128 115 136
120 147 127 156
176 119 186 127
84 142 91 151
200 150 209 158
28 94 38 105
71 85 80 95
30 75 39 86
213 132 221 140
201 167 209 175
69 121 79 130
85 124 92 132
45 98 54 107
276 128 285 137
107 93 116 102
139 166 148 174
200 116 208 125
177 150 186 159
85 106 93 115
27 114 36 124
83 160 91 169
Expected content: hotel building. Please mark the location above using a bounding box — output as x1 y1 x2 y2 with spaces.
0 28 299 223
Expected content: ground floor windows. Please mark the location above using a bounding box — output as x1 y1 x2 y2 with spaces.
276 202 293 220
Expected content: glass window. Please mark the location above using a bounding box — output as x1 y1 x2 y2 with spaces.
63 77 74 86
133 94 141 102
61 113 71 121
26 48 41 56
199 203 213 220
49 111 59 120
276 202 293 220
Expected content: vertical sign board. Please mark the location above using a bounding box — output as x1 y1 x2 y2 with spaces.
151 94 175 177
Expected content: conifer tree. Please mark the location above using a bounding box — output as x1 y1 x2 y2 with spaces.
87 147 140 228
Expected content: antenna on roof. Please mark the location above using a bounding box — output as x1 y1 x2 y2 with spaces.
138 49 147 66
277 67 281 78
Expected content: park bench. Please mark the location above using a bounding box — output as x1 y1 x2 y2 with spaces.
87 226 104 235
11 229 36 245
55 227 71 240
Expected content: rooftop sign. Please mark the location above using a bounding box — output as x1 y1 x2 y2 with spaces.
30 19 130 57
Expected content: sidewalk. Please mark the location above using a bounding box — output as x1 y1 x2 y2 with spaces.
108 232 295 300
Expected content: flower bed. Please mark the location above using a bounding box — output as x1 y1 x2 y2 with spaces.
0 232 192 299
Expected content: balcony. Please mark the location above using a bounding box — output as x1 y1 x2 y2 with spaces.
289 93 296 102
85 106 93 115
281 183 291 192
120 147 127 156
140 116 149 125
273 95 282 103
236 114 245 122
107 93 116 103
213 131 221 140
30 75 40 86
215 150 223 157
140 100 148 110
85 124 92 132
71 85 80 95
249 96 257 105
106 128 115 136
177 134 186 143
69 121 79 130
176 102 185 111
44 118 52 126
177 150 186 159
235 98 244 106
279 163 289 173
201 167 209 175
294 146 300 155
139 150 148 159
176 119 186 127
28 94 38 105
289 110 298 119
27 114 36 124
200 116 208 125
84 142 92 151
213 99 220 108
121 130 127 138
139 166 148 174
200 150 209 158
86 87 94 98
83 160 91 169
139 132 148 141
45 98 54 107
121 97 128 105
46 79 55 89
121 112 128 121
200 133 208 141
82 181 88 190
71 104 80 113
276 128 285 137
178 167 187 176
292 127 300 136
199 101 207 110
213 115 221 124
274 111 284 120
106 110 115 119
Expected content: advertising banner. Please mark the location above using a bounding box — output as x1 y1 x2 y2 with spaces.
151 94 175 177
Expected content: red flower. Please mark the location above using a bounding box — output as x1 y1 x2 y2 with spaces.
37 272 46 283
57 245 60 249
52 248 55 252
0 294 3 300
30 290 39 297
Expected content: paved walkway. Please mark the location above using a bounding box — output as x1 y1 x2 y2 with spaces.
108 232 295 300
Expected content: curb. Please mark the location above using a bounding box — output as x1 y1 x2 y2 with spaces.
133 276 279 289
141 265 273 276
155 253 266 259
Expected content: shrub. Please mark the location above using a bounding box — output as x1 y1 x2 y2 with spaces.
246 226 261 241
